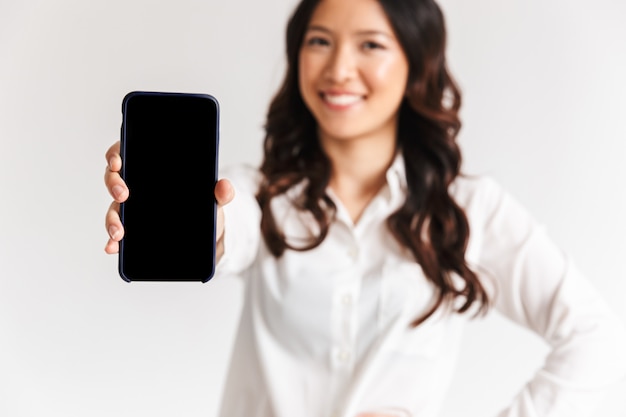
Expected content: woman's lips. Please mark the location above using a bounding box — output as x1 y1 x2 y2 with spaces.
320 92 364 108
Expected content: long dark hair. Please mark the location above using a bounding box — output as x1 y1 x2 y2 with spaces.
256 0 490 326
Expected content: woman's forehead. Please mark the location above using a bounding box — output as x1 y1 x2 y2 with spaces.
306 0 394 34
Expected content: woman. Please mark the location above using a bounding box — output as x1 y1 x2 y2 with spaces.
104 0 626 416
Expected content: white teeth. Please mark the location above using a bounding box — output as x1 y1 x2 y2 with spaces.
324 94 362 106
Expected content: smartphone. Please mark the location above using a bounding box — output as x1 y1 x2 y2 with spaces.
119 91 219 283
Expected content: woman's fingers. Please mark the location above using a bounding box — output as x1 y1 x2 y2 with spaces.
104 167 129 202
104 140 129 202
105 140 122 171
104 141 126 254
215 178 234 241
104 237 119 255
214 178 234 260
104 201 124 254
215 178 235 206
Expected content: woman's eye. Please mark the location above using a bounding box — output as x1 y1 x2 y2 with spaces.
305 37 330 47
362 41 384 50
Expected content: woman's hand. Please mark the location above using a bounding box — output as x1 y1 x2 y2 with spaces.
103 141 128 254
103 140 234 261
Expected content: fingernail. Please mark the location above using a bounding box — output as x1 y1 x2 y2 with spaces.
112 185 125 199
108 158 115 169
109 226 120 240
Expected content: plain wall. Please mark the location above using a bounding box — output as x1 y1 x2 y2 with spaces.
1 0 625 416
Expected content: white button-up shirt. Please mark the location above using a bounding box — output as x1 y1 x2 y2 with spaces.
215 156 626 417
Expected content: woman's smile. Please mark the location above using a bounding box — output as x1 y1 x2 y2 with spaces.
320 91 365 109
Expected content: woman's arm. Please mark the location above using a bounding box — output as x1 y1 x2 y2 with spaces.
468 177 626 417
212 163 263 276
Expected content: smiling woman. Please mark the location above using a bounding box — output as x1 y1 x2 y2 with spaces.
298 0 409 148
296 0 410 226
102 0 626 416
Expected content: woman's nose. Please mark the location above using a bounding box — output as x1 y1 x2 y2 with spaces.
324 44 358 83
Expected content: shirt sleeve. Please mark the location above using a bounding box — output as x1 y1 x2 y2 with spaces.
469 177 626 417
214 163 263 277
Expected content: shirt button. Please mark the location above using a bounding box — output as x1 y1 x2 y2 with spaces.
338 349 350 362
347 247 359 260
341 295 352 306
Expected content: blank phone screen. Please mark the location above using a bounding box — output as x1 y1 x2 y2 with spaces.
119 91 219 282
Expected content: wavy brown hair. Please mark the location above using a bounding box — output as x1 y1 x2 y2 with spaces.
256 0 490 326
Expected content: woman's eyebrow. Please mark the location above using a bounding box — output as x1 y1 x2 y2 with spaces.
306 25 332 34
354 30 392 39
306 25 392 39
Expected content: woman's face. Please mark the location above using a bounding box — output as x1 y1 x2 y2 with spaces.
298 0 409 145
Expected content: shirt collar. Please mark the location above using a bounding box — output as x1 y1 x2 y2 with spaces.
384 151 408 208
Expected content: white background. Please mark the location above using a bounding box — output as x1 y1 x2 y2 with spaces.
1 0 625 416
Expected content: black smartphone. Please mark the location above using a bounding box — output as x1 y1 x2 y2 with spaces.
119 91 219 283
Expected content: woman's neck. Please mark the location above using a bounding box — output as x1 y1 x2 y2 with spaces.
320 130 397 223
